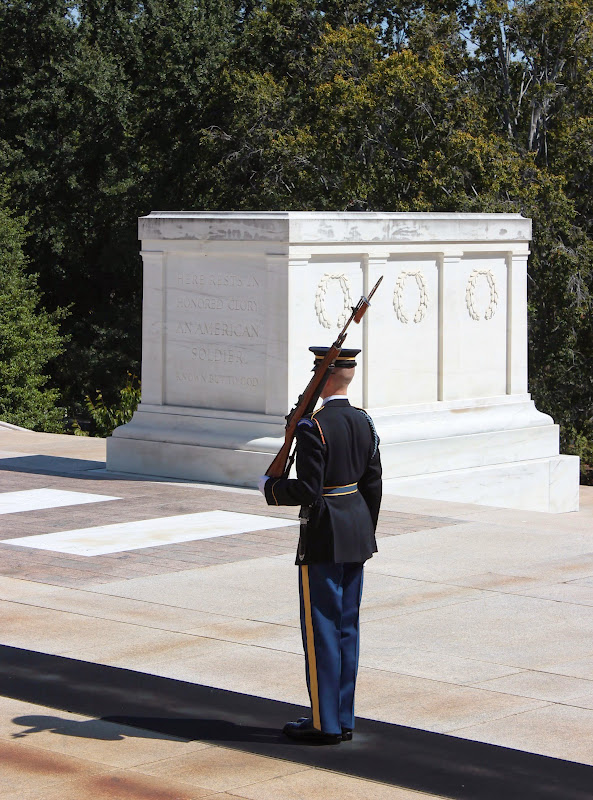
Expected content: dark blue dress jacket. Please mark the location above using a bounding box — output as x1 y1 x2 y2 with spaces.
264 398 382 564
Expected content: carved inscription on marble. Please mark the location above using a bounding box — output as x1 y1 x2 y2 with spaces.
393 270 429 324
172 275 261 340
176 296 259 312
465 269 498 321
315 273 354 329
174 372 259 386
176 272 259 288
191 346 245 364
166 268 265 408
175 321 260 337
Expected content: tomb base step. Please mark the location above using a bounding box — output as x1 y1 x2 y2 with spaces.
106 437 272 487
382 455 579 513
106 436 578 513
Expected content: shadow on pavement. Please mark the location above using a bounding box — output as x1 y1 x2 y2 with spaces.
1 644 592 799
10 713 188 741
0 453 255 490
0 454 107 477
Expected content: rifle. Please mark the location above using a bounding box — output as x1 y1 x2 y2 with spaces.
266 276 383 479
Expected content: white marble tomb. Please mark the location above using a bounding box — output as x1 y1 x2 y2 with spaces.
107 211 579 512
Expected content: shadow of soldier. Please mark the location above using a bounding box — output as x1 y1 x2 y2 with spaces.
10 714 188 742
11 713 284 747
102 715 285 745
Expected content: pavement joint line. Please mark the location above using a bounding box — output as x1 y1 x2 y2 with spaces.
483 590 593 607
0 734 119 772
14 575 576 634
536 665 593 680
203 765 398 795
368 569 593 599
0 595 298 633
0 577 272 623
361 665 524 694
305 765 452 798
559 698 593 711
44 592 593 674
453 692 560 714
362 596 494 619
445 700 557 733
364 659 526 680
0 558 150 583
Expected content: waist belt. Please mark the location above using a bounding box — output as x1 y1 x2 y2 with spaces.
323 483 358 497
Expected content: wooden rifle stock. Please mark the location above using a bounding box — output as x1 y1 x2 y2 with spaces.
265 344 340 478
265 276 383 479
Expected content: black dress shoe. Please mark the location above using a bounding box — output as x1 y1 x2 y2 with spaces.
282 718 342 745
341 727 353 741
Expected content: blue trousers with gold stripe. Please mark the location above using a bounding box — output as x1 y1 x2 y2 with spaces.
299 562 364 735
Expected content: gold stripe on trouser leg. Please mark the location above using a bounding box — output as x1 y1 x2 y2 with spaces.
301 565 321 730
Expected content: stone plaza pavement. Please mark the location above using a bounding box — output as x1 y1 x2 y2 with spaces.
1 424 593 799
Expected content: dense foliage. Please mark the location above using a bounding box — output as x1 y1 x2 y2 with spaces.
0 0 592 478
0 198 66 430
72 373 141 436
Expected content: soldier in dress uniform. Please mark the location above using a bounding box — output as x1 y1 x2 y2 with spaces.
258 346 382 744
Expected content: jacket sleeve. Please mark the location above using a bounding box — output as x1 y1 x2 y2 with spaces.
358 446 382 530
264 419 325 507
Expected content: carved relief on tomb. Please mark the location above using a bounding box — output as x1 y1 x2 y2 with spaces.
315 273 354 329
385 221 423 240
465 269 498 321
392 270 429 324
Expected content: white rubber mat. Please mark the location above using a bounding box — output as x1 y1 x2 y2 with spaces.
3 510 297 556
0 488 121 516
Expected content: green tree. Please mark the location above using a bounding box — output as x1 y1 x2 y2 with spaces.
0 201 67 430
0 0 236 415
468 1 593 478
471 0 593 159
1 0 592 478
73 373 140 437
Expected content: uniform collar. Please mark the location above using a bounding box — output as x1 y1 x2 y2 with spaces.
321 395 350 406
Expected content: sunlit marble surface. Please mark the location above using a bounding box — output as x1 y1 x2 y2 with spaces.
108 211 578 512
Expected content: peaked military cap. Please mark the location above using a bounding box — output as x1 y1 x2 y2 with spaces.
309 346 360 369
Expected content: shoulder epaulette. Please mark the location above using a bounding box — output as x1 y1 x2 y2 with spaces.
297 410 325 444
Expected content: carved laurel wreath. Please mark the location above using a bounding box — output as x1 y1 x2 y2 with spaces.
392 270 429 324
465 269 498 321
315 273 354 329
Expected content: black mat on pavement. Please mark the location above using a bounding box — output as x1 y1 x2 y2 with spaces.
1 644 592 800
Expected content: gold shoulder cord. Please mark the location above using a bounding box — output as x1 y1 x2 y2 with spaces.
270 480 280 505
309 408 326 445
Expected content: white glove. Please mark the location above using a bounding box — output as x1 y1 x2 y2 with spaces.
258 475 270 495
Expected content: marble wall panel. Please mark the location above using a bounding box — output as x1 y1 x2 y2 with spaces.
442 254 508 400
367 255 439 407
163 248 268 412
287 258 364 408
